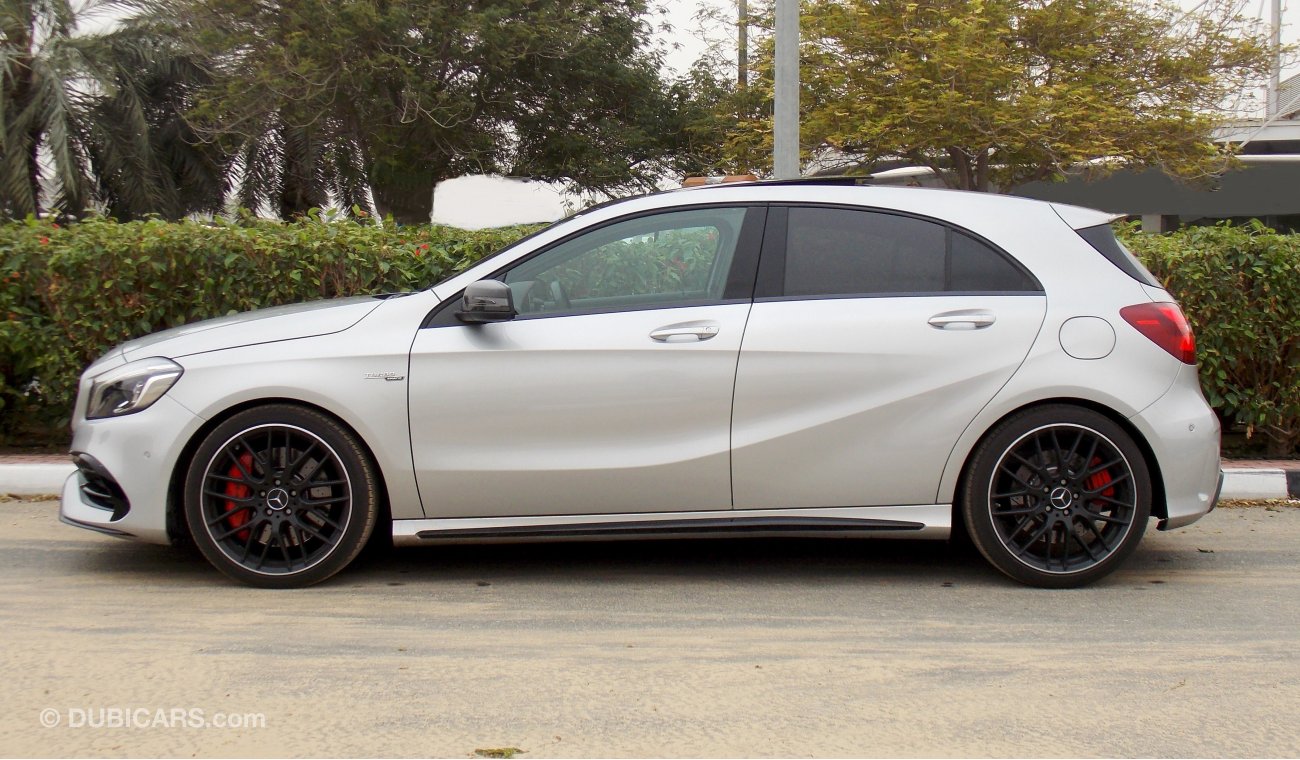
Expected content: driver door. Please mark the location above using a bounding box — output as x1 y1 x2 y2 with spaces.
407 206 764 518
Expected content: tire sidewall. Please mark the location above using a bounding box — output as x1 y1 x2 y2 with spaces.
962 405 1152 588
183 405 379 588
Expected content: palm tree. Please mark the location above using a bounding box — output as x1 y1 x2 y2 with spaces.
79 24 229 219
0 0 224 219
0 0 90 216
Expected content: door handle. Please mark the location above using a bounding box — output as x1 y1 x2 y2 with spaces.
650 322 721 342
928 310 996 330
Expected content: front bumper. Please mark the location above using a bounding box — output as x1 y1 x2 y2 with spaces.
58 394 204 545
59 473 136 538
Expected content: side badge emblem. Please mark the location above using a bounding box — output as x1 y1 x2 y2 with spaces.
363 372 406 382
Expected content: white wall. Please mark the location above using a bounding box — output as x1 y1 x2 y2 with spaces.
431 175 574 229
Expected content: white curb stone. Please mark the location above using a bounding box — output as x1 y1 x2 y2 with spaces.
1219 469 1291 501
2 463 75 496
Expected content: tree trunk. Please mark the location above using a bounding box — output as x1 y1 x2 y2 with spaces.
946 147 974 191
370 169 438 226
277 133 327 219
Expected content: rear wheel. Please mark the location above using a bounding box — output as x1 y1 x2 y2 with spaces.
184 405 379 588
962 405 1151 588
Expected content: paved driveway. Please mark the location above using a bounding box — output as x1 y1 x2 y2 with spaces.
1 499 1297 757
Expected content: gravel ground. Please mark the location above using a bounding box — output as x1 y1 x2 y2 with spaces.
1 498 1297 758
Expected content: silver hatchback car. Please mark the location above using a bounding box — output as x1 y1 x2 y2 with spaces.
60 181 1222 588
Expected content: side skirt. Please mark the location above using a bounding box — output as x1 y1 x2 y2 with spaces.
392 504 951 547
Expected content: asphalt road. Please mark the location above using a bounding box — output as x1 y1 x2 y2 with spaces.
1 498 1297 758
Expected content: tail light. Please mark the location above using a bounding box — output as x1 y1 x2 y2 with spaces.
1120 302 1196 364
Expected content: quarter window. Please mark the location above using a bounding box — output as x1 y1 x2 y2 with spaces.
505 207 747 315
783 207 1037 296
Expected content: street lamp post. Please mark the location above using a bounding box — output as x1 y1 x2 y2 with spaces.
773 0 799 179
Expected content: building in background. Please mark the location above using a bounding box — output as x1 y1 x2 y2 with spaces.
1013 73 1300 233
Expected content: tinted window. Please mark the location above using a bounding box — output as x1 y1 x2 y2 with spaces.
505 207 747 315
949 231 1038 292
1076 224 1160 287
783 208 1038 296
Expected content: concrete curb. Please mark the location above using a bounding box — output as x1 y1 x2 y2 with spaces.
3 463 74 496
2 461 1295 500
1219 468 1298 501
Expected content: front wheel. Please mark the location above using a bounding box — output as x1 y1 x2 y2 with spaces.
961 405 1151 588
184 405 379 588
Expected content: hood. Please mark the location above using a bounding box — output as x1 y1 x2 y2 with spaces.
118 296 384 361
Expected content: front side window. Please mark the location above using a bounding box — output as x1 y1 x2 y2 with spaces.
504 207 748 316
783 207 1038 297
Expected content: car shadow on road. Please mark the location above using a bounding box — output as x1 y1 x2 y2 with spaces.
60 526 1205 590
344 534 1010 588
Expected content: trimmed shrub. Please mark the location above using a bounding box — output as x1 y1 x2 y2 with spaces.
3 215 1297 456
0 215 538 441
1122 221 1300 456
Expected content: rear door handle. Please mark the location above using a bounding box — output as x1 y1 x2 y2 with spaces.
928 310 996 330
650 322 721 342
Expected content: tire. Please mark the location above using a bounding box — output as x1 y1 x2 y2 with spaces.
961 405 1151 588
183 404 380 588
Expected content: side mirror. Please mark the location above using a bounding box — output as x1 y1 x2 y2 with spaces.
456 279 516 323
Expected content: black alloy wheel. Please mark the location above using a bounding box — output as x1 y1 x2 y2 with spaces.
963 405 1151 588
184 405 379 588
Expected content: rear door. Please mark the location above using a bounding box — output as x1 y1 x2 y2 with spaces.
731 205 1047 509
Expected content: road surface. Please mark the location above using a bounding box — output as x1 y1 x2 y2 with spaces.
1 498 1296 757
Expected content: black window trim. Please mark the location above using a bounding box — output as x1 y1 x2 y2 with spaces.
753 202 1044 300
1075 223 1160 288
422 203 769 328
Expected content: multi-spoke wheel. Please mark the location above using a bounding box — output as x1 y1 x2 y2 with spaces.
962 405 1151 588
184 405 379 588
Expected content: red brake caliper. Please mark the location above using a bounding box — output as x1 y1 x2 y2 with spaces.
1085 456 1115 503
223 452 254 541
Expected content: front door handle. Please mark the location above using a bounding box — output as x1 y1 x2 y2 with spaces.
928 310 996 330
650 322 721 342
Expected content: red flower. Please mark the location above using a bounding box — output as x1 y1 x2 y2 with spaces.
38 236 49 245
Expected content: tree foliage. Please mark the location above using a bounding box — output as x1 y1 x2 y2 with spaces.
0 0 228 219
730 0 1274 191
1 0 97 217
156 0 704 223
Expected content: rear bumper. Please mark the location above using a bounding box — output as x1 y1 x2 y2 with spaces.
1129 364 1222 531
1159 469 1222 531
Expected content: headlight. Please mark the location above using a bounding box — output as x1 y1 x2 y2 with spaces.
86 358 184 420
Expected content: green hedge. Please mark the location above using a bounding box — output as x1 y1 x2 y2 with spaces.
1123 221 1300 456
0 215 538 440
3 216 1298 455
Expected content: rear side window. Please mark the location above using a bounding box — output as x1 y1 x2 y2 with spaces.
1075 224 1160 287
782 207 1039 297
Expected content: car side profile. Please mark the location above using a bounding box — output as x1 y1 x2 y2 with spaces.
59 181 1223 588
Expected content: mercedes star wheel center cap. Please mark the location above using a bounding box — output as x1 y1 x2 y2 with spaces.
266 488 290 511
1049 486 1073 510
